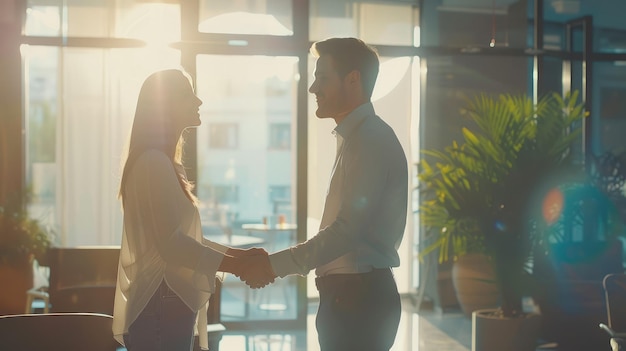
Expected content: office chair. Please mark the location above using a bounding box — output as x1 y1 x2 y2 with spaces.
600 273 626 351
47 246 119 315
0 312 120 351
52 285 117 314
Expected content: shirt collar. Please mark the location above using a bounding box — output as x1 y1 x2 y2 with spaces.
333 102 374 140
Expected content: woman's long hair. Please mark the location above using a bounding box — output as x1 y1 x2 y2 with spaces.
118 69 197 207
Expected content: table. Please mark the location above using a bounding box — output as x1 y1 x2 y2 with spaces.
241 223 297 252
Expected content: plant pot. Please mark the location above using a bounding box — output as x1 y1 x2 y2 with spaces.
0 255 34 315
452 253 500 317
472 308 541 351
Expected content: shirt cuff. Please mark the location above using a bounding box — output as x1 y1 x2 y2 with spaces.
269 248 306 278
204 239 229 254
194 250 224 293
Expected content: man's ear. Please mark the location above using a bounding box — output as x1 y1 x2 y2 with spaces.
345 70 361 86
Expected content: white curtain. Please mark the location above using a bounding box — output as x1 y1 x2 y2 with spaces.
55 47 180 246
23 2 181 246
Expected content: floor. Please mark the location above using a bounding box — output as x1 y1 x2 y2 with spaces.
214 296 473 351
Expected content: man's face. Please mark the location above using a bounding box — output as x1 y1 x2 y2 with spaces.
309 55 350 121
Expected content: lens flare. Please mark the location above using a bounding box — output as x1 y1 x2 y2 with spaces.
542 188 564 225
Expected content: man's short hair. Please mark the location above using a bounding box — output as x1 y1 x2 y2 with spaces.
310 37 379 99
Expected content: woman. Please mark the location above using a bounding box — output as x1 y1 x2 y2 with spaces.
113 69 273 351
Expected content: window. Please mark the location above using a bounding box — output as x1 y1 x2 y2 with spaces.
422 0 530 49
207 185 239 204
24 45 180 246
209 123 239 149
269 185 291 214
310 0 417 46
268 123 291 149
196 55 297 227
25 0 181 40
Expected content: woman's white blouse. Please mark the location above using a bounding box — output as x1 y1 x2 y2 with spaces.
113 149 227 349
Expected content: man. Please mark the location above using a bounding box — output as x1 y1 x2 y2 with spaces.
265 37 408 351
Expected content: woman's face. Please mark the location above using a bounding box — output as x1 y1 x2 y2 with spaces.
168 76 203 130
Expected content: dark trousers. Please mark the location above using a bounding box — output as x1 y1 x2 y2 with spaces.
124 281 197 351
315 268 401 351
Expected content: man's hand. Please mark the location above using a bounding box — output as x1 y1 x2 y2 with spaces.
237 253 276 289
220 247 277 288
226 247 267 258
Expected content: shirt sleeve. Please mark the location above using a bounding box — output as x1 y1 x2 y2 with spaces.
201 237 230 254
270 132 389 276
269 248 303 277
130 150 224 278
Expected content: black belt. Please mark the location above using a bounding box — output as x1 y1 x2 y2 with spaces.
315 268 391 291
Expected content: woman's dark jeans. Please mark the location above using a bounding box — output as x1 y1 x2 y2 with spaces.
123 281 197 351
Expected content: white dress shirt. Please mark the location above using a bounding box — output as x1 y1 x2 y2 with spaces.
112 149 228 349
269 102 408 277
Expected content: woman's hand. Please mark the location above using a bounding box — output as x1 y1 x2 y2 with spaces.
220 247 276 288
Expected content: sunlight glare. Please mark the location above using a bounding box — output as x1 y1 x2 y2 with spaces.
199 11 292 36
372 57 411 101
25 7 61 35
413 26 420 47
213 56 297 84
121 4 180 48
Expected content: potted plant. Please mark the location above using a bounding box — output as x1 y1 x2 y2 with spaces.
0 201 53 314
418 91 585 350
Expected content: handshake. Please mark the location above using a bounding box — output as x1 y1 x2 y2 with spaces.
225 247 277 289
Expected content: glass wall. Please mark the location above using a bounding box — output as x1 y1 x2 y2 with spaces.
591 62 626 154
421 0 531 49
421 55 529 151
542 0 626 53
